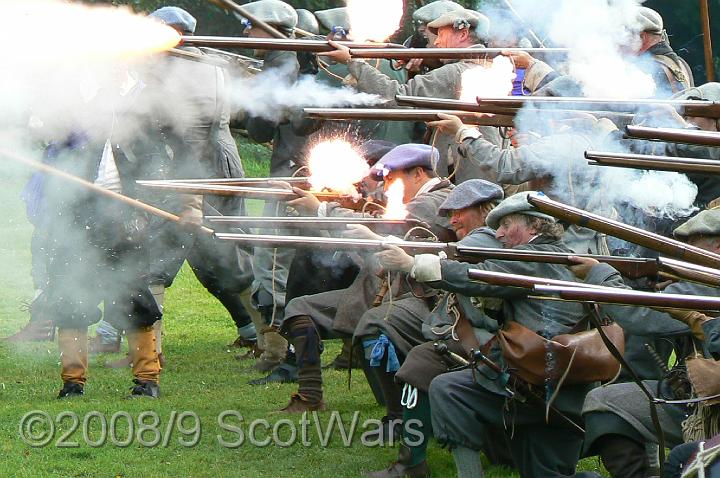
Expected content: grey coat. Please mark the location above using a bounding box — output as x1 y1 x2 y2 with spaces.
422 226 502 346
424 235 595 415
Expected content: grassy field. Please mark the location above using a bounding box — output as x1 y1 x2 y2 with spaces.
0 139 609 477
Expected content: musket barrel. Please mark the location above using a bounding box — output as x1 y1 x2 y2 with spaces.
138 182 350 200
348 47 569 60
478 96 714 108
395 96 519 115
0 148 214 235
527 193 720 269
138 183 300 199
657 257 720 287
625 125 720 147
137 177 311 188
303 108 515 127
467 269 609 290
215 233 449 254
458 246 660 278
394 96 633 121
535 285 720 311
206 216 411 232
586 151 720 175
181 36 405 52
479 97 720 118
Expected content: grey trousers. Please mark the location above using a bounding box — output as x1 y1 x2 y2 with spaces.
430 369 584 478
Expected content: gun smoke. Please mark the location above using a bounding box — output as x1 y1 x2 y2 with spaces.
228 63 382 123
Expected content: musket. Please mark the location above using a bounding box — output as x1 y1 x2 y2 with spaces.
625 125 720 147
181 36 405 52
137 177 312 189
214 233 720 287
0 148 214 235
534 284 720 312
467 268 609 290
205 216 425 234
348 47 569 60
303 108 515 127
395 95 635 122
137 183 383 211
395 96 521 116
526 193 720 269
463 250 720 286
478 97 720 119
586 151 720 175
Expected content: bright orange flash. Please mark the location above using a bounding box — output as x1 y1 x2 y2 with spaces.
346 0 404 42
383 180 408 219
307 140 370 198
2 0 180 62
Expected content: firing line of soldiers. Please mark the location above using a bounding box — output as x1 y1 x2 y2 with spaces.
5 0 720 477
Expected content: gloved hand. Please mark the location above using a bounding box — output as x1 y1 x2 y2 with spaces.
376 244 414 273
665 309 713 340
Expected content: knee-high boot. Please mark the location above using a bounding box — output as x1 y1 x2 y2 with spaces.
277 315 325 412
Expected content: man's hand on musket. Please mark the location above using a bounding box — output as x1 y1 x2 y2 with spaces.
404 58 425 73
286 187 322 216
427 113 465 135
178 194 204 232
343 224 384 241
567 256 600 280
377 244 414 273
501 49 535 69
320 40 352 64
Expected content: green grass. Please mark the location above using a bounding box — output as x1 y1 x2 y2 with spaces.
0 144 609 477
237 134 272 180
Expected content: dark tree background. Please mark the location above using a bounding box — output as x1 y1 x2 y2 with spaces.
86 0 720 83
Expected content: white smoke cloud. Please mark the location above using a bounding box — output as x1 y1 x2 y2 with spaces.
479 0 662 98
229 63 381 123
475 0 698 220
510 109 698 221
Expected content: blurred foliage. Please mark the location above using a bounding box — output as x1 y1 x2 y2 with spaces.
646 0 720 84
86 0 719 81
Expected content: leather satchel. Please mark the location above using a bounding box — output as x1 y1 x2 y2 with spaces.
497 320 625 386
686 355 720 406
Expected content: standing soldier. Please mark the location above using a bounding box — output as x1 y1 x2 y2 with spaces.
312 6 417 145
507 6 693 97
234 0 302 372
44 76 164 398
401 0 464 77
321 8 505 180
